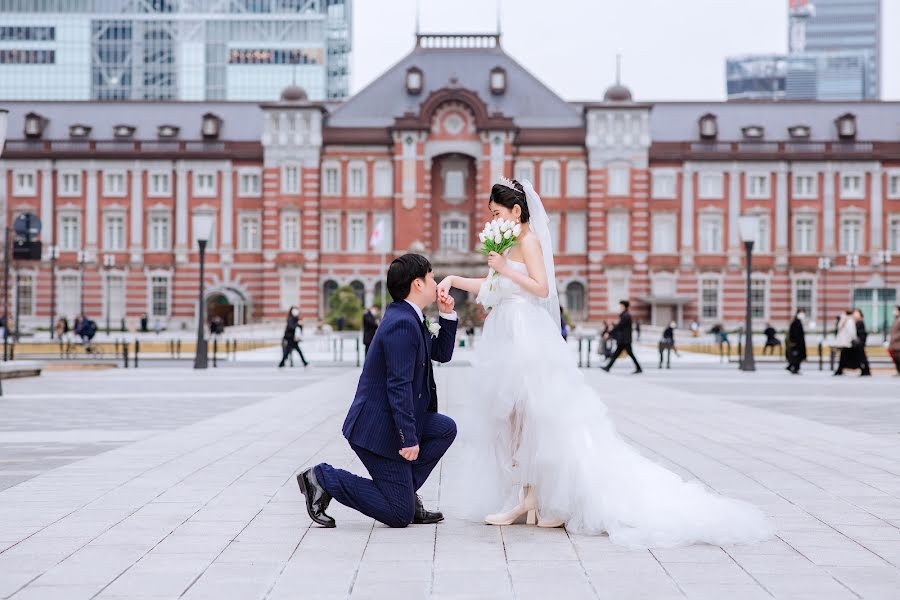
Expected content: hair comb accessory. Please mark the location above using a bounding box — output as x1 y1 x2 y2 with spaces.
496 175 518 191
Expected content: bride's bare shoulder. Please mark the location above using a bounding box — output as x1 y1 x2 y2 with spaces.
520 233 543 254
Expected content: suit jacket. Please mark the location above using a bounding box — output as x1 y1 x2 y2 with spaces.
362 311 378 345
609 310 633 345
342 301 457 460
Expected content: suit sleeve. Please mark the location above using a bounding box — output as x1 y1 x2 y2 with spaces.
431 317 458 363
383 318 419 448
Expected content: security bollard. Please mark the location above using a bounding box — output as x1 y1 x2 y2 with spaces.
134 340 140 368
123 342 129 368
212 338 218 368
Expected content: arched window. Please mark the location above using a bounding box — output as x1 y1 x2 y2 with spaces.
350 280 365 304
566 282 586 319
441 218 469 252
322 280 338 312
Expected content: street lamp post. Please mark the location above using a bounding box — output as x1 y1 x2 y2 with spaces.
1 107 9 397
48 245 58 339
77 249 91 316
103 254 115 336
193 215 214 370
738 215 760 372
878 250 892 342
846 253 859 309
818 257 832 342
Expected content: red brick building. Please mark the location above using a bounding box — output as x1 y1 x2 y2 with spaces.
2 33 900 332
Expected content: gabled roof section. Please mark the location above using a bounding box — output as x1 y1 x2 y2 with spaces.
328 34 583 129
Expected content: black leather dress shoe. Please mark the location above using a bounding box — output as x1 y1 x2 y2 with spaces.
412 495 443 524
297 467 336 528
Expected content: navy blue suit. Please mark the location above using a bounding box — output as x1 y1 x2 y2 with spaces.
316 300 458 527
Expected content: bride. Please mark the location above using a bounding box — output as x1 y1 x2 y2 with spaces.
437 177 774 548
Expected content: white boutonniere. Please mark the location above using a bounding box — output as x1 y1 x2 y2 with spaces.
424 318 440 338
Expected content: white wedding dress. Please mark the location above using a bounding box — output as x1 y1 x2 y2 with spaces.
455 259 774 548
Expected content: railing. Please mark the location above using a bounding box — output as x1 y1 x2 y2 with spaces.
2 139 261 158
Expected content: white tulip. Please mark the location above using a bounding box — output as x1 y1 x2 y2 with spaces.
479 232 487 243
513 224 522 237
504 230 512 239
494 234 502 243
499 221 509 233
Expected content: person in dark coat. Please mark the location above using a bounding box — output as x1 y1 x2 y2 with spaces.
763 323 781 355
278 306 308 368
785 310 807 374
601 300 642 374
853 309 871 376
658 320 679 369
362 306 380 357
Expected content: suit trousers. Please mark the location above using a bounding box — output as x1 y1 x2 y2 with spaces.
316 412 457 528
606 342 642 371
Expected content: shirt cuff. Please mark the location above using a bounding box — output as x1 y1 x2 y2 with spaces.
439 311 458 321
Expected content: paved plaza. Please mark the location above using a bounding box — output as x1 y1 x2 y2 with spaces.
1 345 899 599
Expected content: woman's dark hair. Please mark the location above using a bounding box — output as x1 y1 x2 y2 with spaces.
387 253 432 302
489 180 529 223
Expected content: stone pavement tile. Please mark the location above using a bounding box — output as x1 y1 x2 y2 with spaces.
651 545 733 563
362 541 435 561
97 569 200 598
353 559 433 585
0 571 40 598
833 524 900 541
857 540 900 565
151 532 233 555
679 583 770 600
431 567 512 598
722 539 801 556
10 583 107 600
506 560 589 581
504 540 578 561
754 573 858 599
729 552 823 575
583 572 684 600
349 580 432 600
796 544 889 567
825 565 900 599
512 579 597 600
181 562 282 600
29 544 147 585
579 551 662 572
662 561 757 585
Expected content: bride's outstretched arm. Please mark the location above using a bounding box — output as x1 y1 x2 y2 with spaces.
489 236 549 298
438 275 485 296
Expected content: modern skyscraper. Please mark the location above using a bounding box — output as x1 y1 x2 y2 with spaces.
726 0 880 101
0 0 352 102
801 0 880 98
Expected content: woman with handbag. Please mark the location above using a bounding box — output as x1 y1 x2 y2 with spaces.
278 306 309 368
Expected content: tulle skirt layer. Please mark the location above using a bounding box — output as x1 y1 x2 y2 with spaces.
449 298 774 549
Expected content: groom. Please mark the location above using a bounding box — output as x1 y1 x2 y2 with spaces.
297 254 458 528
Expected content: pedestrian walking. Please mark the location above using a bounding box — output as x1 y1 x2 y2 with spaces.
278 306 309 368
853 309 871 376
362 305 380 357
785 310 807 374
763 323 781 356
658 320 679 369
601 300 643 374
833 310 858 376
690 319 700 338
888 305 900 375
710 324 731 361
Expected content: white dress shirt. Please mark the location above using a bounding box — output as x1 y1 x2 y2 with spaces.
404 299 457 323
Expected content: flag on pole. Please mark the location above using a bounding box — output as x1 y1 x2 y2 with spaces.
370 217 387 252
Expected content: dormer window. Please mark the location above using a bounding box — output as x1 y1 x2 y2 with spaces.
741 125 764 140
113 124 135 139
201 112 222 139
158 124 180 139
835 113 857 140
406 66 423 95
698 113 718 140
23 112 47 139
490 66 507 95
788 125 811 139
69 124 91 139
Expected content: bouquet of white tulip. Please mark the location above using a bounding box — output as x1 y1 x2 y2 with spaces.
477 219 522 256
475 219 522 310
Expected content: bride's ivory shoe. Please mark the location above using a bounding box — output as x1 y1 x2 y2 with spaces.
485 485 538 526
536 513 565 528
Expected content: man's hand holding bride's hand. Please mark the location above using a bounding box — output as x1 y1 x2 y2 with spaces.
487 251 508 275
399 444 419 461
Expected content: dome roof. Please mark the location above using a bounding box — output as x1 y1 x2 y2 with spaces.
603 83 633 102
280 85 308 102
